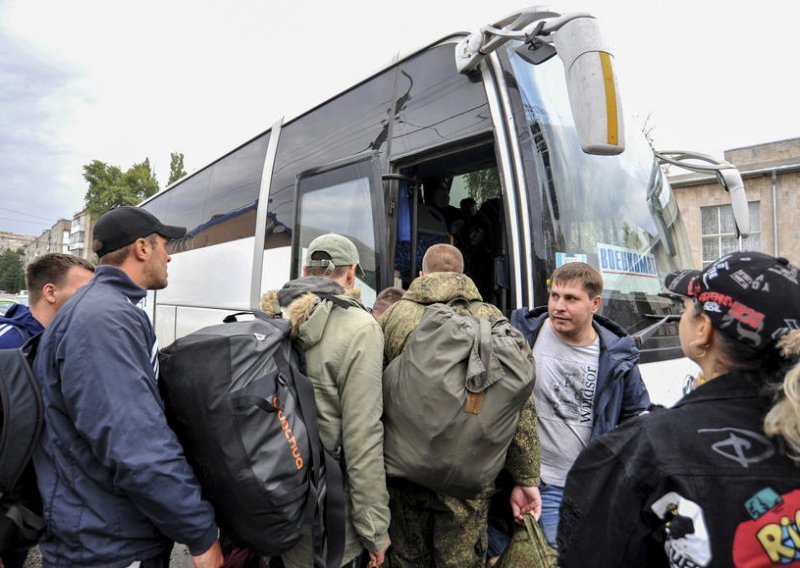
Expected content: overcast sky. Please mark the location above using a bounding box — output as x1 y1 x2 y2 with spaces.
1 0 798 236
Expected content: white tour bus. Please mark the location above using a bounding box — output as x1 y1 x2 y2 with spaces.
140 8 748 406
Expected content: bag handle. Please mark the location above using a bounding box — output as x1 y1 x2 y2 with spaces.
222 310 275 324
522 513 558 565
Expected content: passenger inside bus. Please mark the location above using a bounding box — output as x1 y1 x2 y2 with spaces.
425 178 461 233
394 158 510 312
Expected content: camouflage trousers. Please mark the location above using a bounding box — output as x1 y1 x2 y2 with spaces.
385 478 491 568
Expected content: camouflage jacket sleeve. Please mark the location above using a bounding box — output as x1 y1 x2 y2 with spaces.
379 300 424 363
499 306 541 486
504 396 541 487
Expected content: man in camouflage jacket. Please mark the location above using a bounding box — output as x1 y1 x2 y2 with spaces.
379 244 541 568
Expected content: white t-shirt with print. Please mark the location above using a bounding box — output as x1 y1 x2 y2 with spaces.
533 318 600 487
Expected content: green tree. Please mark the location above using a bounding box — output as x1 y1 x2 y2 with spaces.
168 152 187 186
0 249 25 293
465 167 501 204
83 158 160 217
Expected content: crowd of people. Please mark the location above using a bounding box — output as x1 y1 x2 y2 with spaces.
1 205 798 568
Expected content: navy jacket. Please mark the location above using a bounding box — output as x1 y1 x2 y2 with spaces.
510 307 650 439
558 372 800 567
33 265 217 566
0 303 43 348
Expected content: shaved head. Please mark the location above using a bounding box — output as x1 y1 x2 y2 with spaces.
421 244 464 274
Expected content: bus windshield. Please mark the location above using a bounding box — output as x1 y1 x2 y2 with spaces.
507 44 695 362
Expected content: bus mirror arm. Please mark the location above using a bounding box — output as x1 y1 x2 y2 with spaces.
654 150 750 237
454 8 563 74
631 314 681 349
456 10 625 156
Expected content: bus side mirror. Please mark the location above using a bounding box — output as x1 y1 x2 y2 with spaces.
717 167 750 237
552 16 625 155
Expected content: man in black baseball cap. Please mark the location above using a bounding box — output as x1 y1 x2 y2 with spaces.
32 206 223 567
91 206 186 291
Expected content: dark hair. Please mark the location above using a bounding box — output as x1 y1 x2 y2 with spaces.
551 262 603 298
690 299 780 376
690 300 800 462
26 253 95 304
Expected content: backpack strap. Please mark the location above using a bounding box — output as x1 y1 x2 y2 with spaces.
466 300 489 317
315 293 353 311
0 334 44 544
0 335 42 493
463 317 493 415
319 450 346 568
277 328 345 568
2 501 44 542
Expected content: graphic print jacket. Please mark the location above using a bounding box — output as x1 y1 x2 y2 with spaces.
558 370 800 568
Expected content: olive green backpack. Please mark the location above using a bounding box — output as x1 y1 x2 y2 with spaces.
382 299 535 498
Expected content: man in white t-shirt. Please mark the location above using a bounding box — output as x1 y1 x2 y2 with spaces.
509 262 650 548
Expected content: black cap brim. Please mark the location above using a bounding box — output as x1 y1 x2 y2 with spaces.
157 224 186 240
664 269 702 297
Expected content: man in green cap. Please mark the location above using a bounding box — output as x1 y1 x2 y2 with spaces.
261 233 391 568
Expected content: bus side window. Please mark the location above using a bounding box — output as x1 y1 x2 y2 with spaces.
293 155 386 307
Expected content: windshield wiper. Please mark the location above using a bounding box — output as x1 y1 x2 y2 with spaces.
631 313 681 348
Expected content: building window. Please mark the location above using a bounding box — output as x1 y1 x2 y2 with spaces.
701 202 761 267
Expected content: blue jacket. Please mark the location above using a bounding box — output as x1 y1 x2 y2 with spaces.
0 303 43 348
510 307 650 439
33 265 217 567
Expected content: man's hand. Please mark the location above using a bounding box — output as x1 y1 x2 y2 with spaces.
510 485 542 523
192 540 224 568
368 537 392 567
